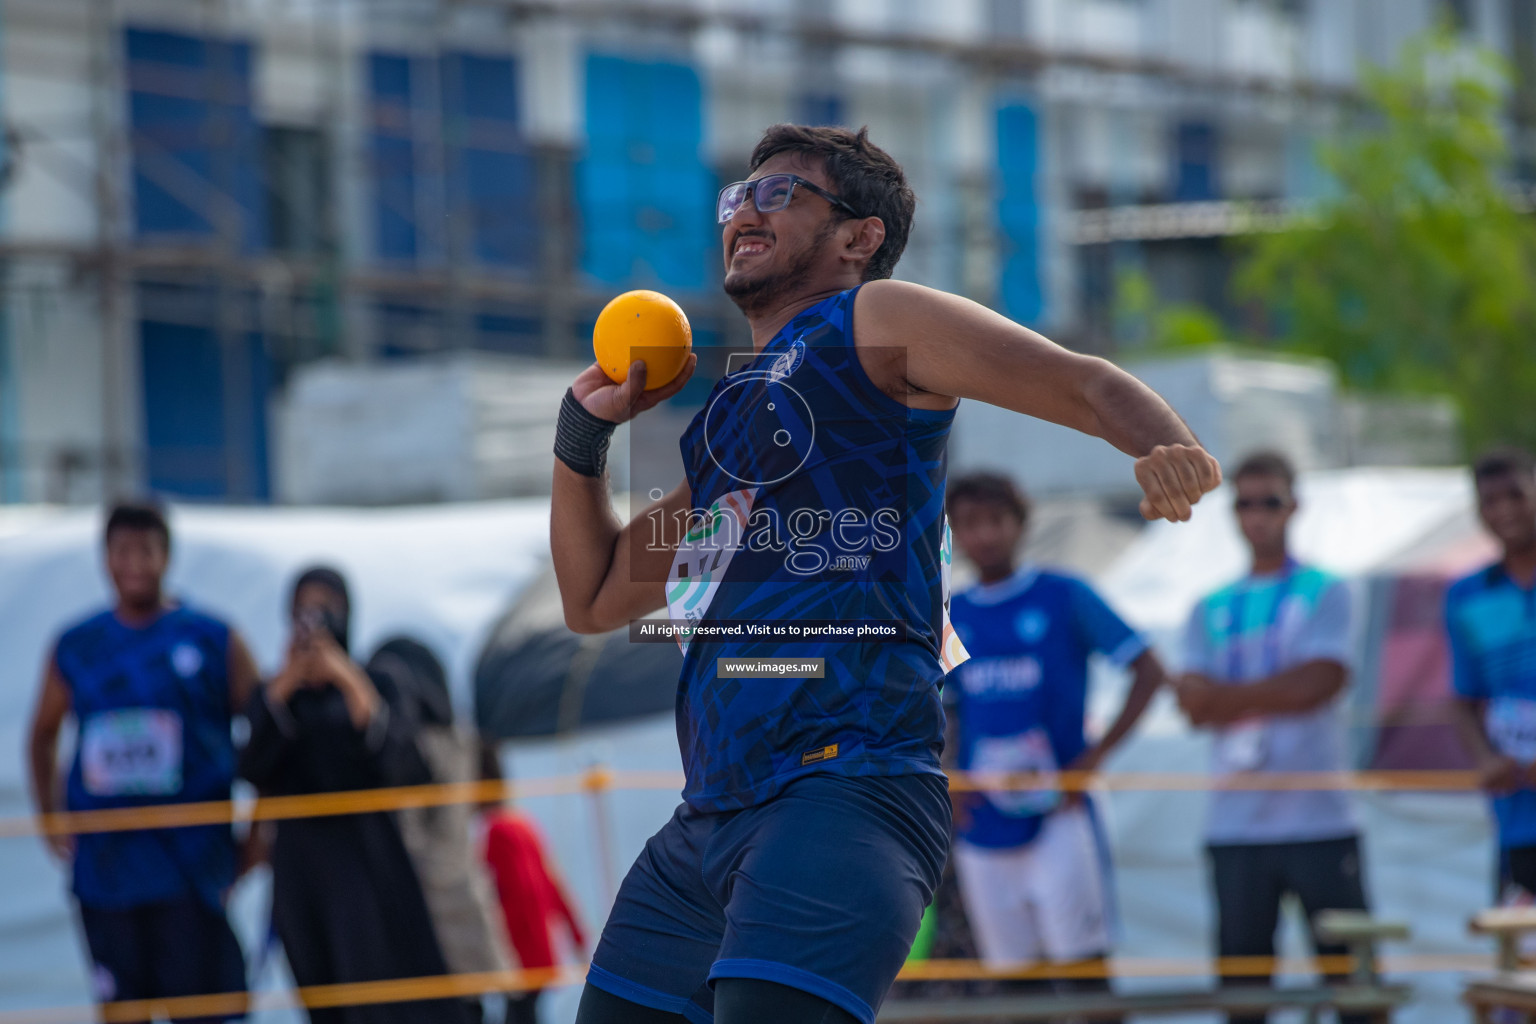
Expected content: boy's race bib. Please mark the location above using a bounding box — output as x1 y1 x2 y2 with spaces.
1488 697 1536 764
80 709 183 797
971 728 1060 817
1215 719 1268 774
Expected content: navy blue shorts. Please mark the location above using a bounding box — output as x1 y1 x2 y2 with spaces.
78 897 246 1022
587 771 950 1024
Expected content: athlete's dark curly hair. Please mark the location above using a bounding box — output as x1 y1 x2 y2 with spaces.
747 124 915 282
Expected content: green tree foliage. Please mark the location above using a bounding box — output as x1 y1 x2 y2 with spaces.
1112 267 1227 351
1237 30 1536 453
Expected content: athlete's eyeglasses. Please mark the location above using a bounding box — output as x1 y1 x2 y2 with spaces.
1234 496 1289 512
717 173 862 224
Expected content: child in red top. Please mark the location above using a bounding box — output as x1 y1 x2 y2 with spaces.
479 746 586 1024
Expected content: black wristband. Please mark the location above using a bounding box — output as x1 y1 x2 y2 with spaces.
555 388 619 478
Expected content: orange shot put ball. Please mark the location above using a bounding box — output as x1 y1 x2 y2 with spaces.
593 289 693 391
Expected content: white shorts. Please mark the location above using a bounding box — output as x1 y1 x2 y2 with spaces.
953 804 1114 966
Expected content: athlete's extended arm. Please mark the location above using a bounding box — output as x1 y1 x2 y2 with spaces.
26 654 73 861
552 356 699 634
856 281 1220 522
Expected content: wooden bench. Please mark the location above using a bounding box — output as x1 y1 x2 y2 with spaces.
883 912 1411 1023
1464 906 1536 1022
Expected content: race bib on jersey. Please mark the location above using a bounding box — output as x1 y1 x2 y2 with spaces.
939 517 971 672
1214 719 1268 774
1488 698 1536 764
971 728 1060 817
667 488 758 654
80 709 183 797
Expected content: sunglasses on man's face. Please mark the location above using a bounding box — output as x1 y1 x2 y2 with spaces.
1234 495 1289 512
717 173 861 224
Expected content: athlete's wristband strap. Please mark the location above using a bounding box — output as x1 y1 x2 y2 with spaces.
554 387 619 478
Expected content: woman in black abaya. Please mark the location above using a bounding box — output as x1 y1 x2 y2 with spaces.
239 567 469 1024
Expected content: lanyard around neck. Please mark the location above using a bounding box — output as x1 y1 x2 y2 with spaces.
1225 558 1299 682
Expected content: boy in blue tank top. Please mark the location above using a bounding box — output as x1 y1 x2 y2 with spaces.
944 473 1165 1017
27 503 260 1021
549 124 1222 1024
1446 448 1536 899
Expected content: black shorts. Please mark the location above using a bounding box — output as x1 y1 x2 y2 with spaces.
79 897 247 1023
1207 836 1370 1024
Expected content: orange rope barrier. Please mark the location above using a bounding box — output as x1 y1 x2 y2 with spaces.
1 769 1485 840
0 955 1511 1024
0 966 576 1024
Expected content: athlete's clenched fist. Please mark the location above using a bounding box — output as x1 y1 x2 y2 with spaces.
1134 443 1222 523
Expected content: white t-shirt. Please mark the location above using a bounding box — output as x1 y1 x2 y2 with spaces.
1182 564 1357 845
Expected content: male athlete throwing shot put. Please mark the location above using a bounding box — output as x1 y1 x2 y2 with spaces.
550 124 1221 1024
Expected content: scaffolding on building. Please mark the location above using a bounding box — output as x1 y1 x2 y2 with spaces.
1 0 1528 504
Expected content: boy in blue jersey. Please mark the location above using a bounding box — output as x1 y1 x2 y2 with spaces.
944 473 1164 1010
26 503 259 1022
1175 452 1369 1024
549 124 1221 1024
1446 447 1536 897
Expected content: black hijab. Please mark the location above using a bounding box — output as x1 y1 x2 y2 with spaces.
368 636 454 727
290 564 352 653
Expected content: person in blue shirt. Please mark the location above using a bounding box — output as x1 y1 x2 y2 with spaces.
1175 451 1369 1024
943 472 1164 1012
1446 447 1536 897
26 502 260 1022
550 123 1221 1024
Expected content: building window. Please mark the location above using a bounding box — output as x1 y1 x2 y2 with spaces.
1172 120 1221 202
797 94 844 126
264 126 330 255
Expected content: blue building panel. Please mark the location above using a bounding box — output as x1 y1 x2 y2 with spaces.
369 53 421 262
444 52 537 270
125 28 265 249
140 316 271 501
578 53 711 291
798 93 845 127
451 53 519 123
141 320 225 499
1173 120 1221 202
371 132 419 261
369 52 413 103
368 50 537 270
996 102 1045 325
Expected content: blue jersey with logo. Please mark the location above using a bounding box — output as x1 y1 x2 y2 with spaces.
1446 563 1536 849
947 567 1145 849
666 286 968 812
55 605 237 910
